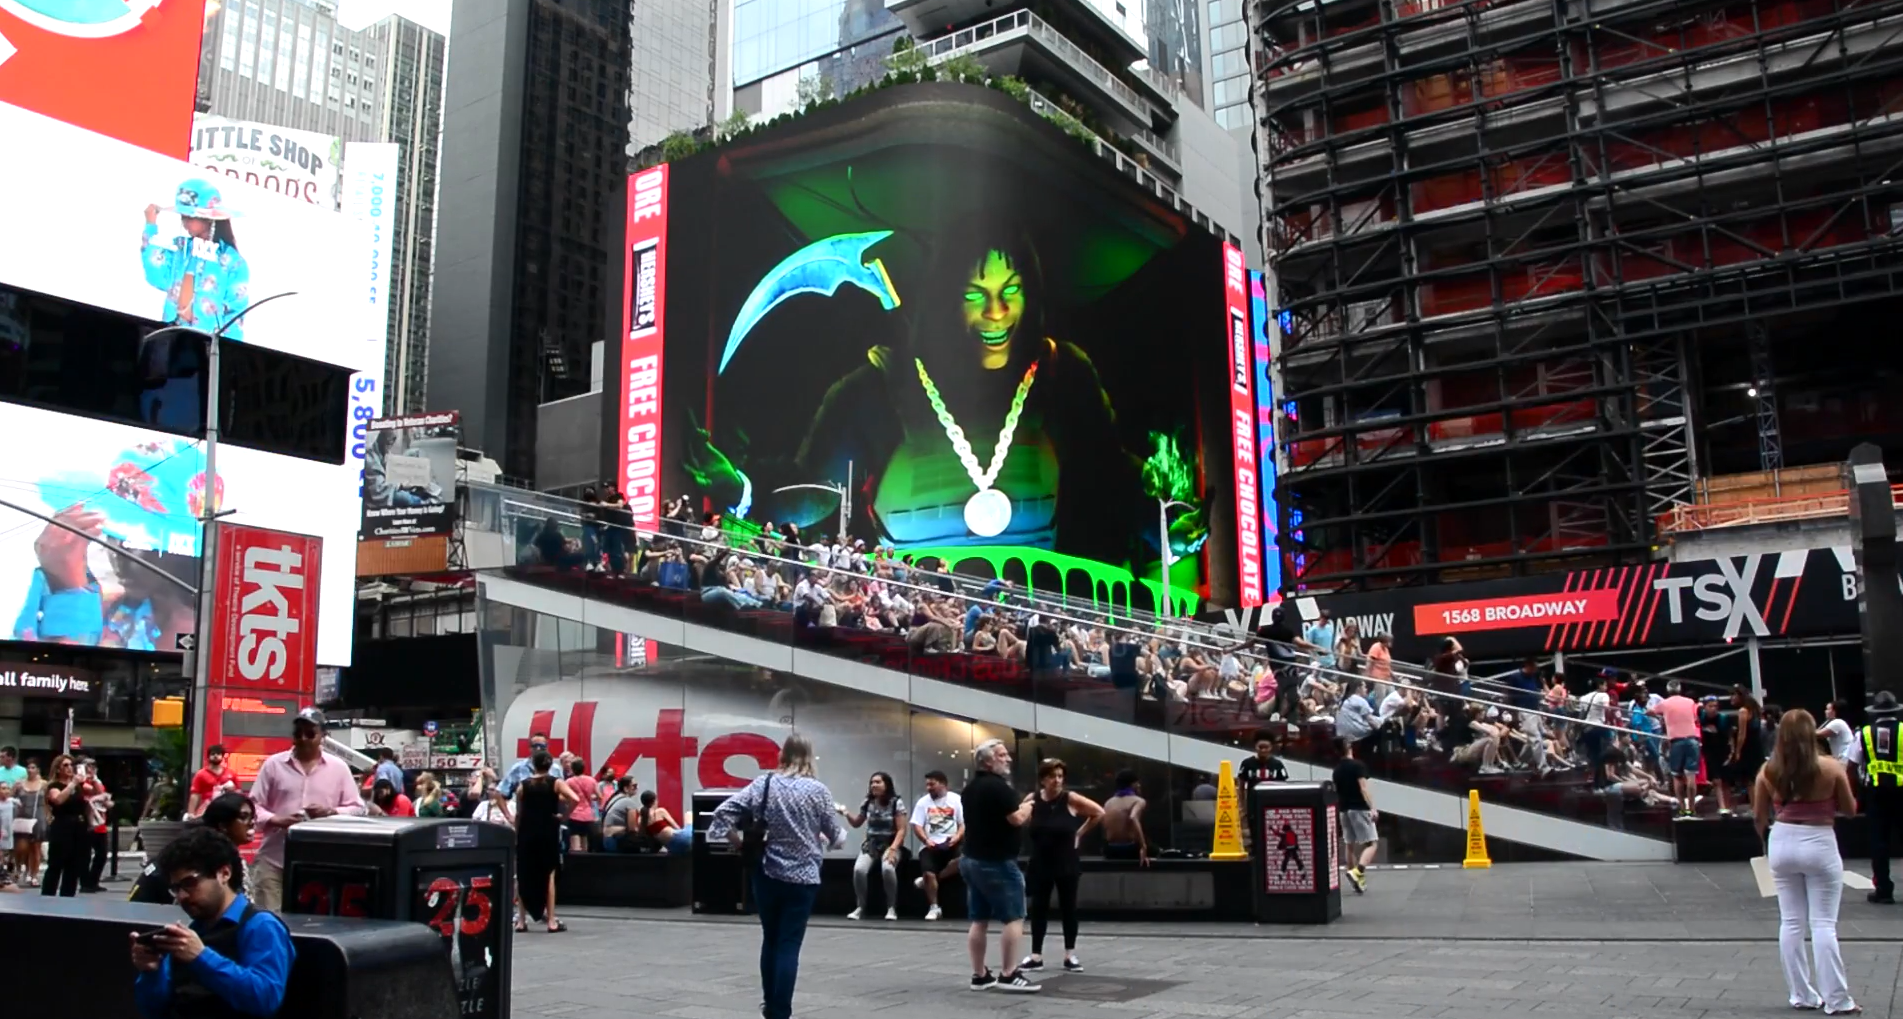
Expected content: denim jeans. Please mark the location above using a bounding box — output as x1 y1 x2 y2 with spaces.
752 873 818 1019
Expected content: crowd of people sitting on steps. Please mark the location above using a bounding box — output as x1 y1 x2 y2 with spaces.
520 494 1795 821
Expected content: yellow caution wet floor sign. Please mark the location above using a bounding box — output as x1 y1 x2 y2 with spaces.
1211 760 1246 860
1463 789 1491 868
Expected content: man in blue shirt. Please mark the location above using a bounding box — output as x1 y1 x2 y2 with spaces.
1304 610 1338 671
131 826 294 1019
374 748 407 796
498 730 551 797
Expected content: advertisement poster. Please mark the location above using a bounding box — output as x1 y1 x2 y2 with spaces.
190 115 343 210
1248 270 1281 600
205 523 322 694
1262 806 1313 893
0 101 385 664
340 141 398 460
1310 547 1882 659
0 404 353 662
1326 804 1340 891
1225 243 1262 606
619 164 669 533
647 89 1241 610
362 411 460 538
0 662 98 699
0 0 205 157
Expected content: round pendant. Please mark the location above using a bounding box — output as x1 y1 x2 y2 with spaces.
963 487 1012 538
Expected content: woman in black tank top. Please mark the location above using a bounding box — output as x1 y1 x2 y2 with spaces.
1020 758 1104 973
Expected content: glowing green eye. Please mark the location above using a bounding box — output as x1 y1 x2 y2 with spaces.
964 290 984 303
1002 285 1021 297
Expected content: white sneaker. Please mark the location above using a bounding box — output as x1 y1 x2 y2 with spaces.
925 905 942 921
884 907 897 921
913 876 926 889
846 908 863 920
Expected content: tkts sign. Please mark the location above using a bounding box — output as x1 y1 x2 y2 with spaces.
207 523 323 692
1307 546 1876 659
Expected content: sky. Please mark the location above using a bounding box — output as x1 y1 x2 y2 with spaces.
334 0 454 36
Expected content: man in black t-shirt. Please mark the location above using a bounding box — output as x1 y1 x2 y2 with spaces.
1238 730 1289 787
1332 739 1377 895
959 739 1038 993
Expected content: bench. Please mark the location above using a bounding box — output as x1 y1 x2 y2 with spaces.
561 848 693 907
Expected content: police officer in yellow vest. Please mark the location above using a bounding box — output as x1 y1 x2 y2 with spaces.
1853 691 1903 903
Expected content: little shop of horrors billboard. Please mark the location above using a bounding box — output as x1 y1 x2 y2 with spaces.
1276 547 1881 660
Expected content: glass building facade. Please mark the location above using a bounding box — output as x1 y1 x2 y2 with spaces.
730 0 903 88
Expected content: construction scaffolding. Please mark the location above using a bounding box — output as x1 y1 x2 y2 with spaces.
1252 0 1903 589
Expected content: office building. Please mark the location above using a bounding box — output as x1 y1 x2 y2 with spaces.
199 0 447 412
628 0 720 151
431 0 632 481
1254 0 1903 589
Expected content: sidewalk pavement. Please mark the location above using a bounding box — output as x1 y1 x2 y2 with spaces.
508 862 1903 1019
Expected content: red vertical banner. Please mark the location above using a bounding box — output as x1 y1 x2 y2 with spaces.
0 0 207 158
202 523 323 782
1224 243 1263 607
620 165 670 533
207 523 323 694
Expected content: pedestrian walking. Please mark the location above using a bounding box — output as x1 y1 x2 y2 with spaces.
513 751 578 933
1019 758 1102 974
708 733 842 1019
1754 709 1859 1014
960 738 1038 993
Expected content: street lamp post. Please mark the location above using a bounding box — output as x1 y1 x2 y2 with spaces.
146 292 299 777
770 460 854 541
1157 497 1193 620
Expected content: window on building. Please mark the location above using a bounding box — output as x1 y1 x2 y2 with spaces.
1211 20 1246 51
345 95 355 108
1215 103 1251 129
275 21 295 91
219 4 240 71
348 72 358 85
1213 73 1248 106
334 41 344 54
1208 0 1234 25
257 8 276 81
1212 46 1245 79
239 1 259 77
293 22 312 99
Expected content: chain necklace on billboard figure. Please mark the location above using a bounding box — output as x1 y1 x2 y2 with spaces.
913 358 1039 538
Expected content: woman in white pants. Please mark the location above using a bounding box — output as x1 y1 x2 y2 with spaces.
1753 709 1861 1015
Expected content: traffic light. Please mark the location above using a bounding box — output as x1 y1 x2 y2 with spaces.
152 696 186 728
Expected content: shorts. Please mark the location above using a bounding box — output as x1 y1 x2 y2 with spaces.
1667 738 1702 776
920 845 957 875
962 857 1025 923
1341 809 1377 844
248 857 284 912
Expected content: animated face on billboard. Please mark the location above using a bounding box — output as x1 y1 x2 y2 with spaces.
653 87 1239 607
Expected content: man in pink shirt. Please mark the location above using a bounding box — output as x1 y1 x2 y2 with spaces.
248 708 365 910
1658 680 1702 818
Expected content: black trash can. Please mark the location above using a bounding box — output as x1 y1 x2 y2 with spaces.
1247 781 1342 925
691 790 748 914
285 816 515 1019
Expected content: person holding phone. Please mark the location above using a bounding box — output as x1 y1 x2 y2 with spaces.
247 708 364 910
130 826 294 1019
40 753 100 896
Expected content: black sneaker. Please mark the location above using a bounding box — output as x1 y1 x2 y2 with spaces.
1019 956 1045 971
1063 956 1084 972
969 970 997 991
994 970 1041 993
1869 891 1895 905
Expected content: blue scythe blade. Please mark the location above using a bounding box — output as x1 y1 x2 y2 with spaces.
719 230 901 374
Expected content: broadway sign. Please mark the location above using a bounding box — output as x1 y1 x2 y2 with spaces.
1306 546 1872 660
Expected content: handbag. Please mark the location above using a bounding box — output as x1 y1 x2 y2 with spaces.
10 817 32 837
741 775 773 870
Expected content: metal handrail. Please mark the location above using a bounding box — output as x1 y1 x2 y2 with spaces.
916 8 1156 117
1655 483 1903 535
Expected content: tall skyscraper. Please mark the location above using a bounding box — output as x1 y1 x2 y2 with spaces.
628 0 717 152
431 0 632 480
198 0 448 412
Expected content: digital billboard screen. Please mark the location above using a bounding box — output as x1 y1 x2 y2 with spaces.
0 101 388 664
633 84 1243 609
0 403 353 662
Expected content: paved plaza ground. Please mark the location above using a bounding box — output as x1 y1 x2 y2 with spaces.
509 862 1903 1019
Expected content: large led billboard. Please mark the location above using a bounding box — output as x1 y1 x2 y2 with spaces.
0 0 205 157
623 84 1245 609
0 101 387 664
1249 270 1281 600
0 404 352 662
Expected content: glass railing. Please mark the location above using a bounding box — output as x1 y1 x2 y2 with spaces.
473 485 1682 842
915 8 1156 118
